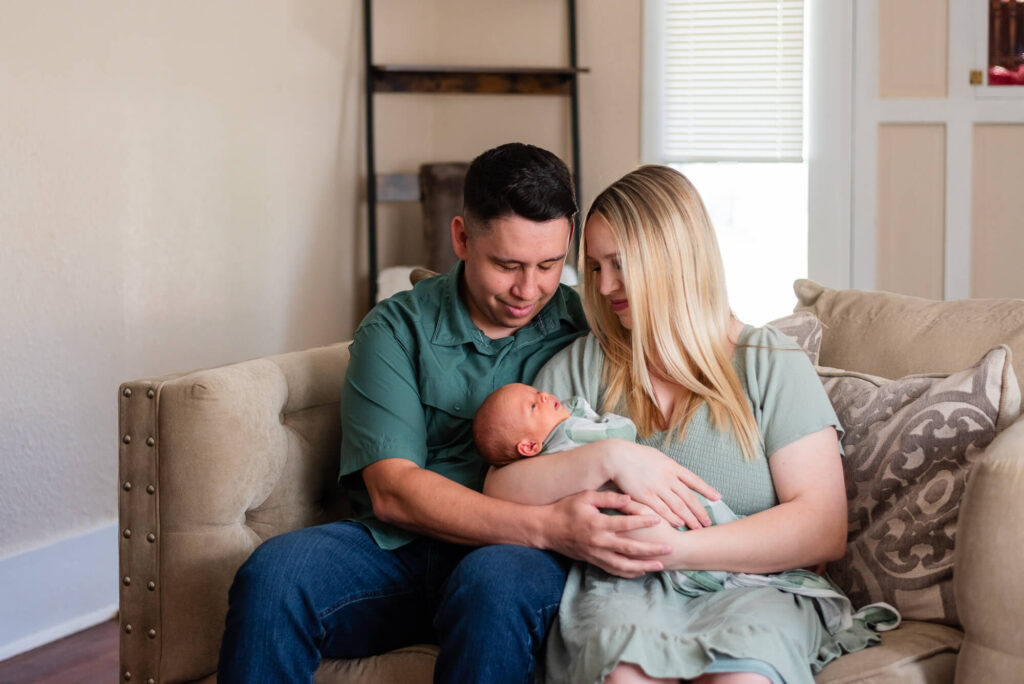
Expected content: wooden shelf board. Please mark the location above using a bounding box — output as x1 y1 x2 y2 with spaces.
374 64 589 75
371 65 589 95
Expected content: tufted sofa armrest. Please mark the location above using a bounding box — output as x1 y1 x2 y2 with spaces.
954 415 1024 682
118 342 353 684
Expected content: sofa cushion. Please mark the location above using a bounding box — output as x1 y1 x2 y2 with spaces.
316 645 438 683
820 346 1021 626
768 311 823 365
793 278 1024 392
813 621 961 683
307 623 962 684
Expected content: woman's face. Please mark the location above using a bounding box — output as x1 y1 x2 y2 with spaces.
584 214 631 329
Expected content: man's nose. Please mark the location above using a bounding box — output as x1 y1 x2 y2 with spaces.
513 269 539 300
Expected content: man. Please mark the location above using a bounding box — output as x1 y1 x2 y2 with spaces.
218 143 673 683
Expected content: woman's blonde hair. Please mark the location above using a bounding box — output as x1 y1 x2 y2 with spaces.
581 164 760 461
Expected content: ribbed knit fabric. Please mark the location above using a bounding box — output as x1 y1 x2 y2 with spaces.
535 325 843 516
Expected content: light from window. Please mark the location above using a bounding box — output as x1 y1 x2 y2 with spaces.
675 162 807 325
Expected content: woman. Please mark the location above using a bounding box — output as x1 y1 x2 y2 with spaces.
484 165 852 683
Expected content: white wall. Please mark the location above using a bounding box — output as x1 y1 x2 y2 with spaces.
0 0 364 651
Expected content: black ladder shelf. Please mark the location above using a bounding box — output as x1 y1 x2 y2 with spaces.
362 0 587 308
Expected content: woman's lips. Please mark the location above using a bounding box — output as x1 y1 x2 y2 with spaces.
610 299 628 313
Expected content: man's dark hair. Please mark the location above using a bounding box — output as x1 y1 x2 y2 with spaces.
462 143 577 228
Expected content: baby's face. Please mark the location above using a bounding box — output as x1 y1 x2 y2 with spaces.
499 383 571 442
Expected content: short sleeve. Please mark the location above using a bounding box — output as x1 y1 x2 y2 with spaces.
340 321 428 476
533 333 605 408
741 326 845 459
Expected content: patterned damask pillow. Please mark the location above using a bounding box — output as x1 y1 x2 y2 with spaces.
821 345 1021 626
767 311 822 365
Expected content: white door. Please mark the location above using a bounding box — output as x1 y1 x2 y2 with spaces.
811 0 1024 299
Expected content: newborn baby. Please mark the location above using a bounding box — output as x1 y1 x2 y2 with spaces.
472 382 636 467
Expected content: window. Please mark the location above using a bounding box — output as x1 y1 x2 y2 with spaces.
644 0 807 324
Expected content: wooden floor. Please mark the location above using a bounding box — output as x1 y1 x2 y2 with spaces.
0 619 118 684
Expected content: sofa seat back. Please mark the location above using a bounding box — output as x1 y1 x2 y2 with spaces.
795 279 1024 387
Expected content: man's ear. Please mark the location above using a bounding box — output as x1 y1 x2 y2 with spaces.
516 440 542 457
451 216 469 261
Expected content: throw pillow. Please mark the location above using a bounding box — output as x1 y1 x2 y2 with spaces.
822 345 1021 626
409 267 438 286
767 311 822 365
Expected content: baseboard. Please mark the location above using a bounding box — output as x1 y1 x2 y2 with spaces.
0 523 118 662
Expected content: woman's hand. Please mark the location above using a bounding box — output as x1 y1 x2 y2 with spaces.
605 440 719 530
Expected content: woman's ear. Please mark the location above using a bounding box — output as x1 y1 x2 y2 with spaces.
516 440 542 457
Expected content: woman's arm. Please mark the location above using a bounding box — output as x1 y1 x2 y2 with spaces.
621 427 847 573
364 458 671 577
484 438 721 530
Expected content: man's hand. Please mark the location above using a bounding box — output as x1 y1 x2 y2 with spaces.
539 490 671 578
607 442 720 531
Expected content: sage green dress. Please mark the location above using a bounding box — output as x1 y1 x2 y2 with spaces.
533 325 849 684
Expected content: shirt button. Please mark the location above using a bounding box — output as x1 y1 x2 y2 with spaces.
454 404 462 411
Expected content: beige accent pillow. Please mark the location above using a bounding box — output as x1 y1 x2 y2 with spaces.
793 278 1024 392
821 345 1021 626
409 267 439 285
767 311 822 365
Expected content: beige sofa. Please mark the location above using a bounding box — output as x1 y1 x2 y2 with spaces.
118 280 1024 683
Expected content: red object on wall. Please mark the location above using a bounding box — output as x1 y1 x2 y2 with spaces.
989 65 1024 85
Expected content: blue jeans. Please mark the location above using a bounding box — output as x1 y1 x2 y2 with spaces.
217 521 568 683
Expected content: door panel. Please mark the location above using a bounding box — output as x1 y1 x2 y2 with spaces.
850 0 1024 300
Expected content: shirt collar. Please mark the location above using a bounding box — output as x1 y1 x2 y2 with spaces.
432 261 479 347
431 261 579 351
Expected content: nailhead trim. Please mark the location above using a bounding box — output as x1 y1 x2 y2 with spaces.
120 382 161 684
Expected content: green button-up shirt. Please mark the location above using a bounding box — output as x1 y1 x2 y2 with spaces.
339 261 588 549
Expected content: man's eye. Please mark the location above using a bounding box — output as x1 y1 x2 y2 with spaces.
531 403 536 410
498 264 517 272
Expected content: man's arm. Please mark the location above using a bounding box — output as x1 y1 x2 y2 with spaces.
342 316 669 577
363 458 670 578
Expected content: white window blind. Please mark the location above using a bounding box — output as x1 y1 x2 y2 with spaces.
648 0 804 163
